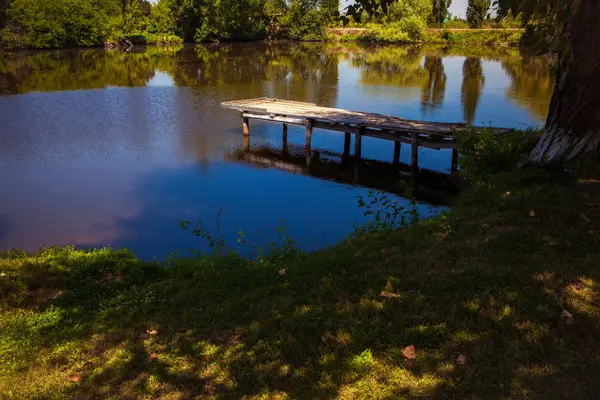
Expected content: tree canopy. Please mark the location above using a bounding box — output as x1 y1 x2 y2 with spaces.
0 0 342 47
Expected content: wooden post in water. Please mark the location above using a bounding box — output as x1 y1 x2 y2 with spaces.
393 141 401 164
451 149 459 174
354 126 363 183
282 123 289 157
343 132 351 164
411 132 419 190
242 115 250 137
305 119 314 167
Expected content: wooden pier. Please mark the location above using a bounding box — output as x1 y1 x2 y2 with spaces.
221 97 513 174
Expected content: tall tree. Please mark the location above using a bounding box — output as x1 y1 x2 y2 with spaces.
466 0 490 28
428 0 451 25
498 0 600 164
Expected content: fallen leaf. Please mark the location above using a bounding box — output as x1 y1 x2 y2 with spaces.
529 210 536 217
380 291 399 298
561 309 574 325
402 345 416 359
146 329 159 336
384 281 394 292
279 269 287 276
456 354 466 365
504 191 511 197
148 353 159 361
561 309 573 319
67 373 81 382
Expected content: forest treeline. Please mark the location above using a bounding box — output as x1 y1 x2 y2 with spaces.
0 0 340 48
0 0 517 49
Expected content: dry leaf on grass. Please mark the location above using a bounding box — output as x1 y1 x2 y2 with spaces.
402 345 416 359
278 269 287 276
529 210 536 217
380 291 399 298
384 281 394 292
561 309 574 325
67 373 81 382
456 354 466 365
146 329 159 336
148 353 159 360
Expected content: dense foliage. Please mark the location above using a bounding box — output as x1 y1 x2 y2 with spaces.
428 0 451 25
0 0 340 48
466 0 491 28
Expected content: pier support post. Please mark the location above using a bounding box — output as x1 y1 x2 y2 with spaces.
343 132 351 164
354 126 363 183
283 123 288 142
393 141 401 164
242 115 250 137
411 133 419 190
451 148 459 174
305 119 314 167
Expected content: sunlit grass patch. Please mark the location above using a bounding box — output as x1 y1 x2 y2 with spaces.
2 146 600 397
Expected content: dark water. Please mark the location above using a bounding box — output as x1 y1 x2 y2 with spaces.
0 43 553 259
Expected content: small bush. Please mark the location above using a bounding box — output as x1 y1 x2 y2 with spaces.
361 22 417 43
396 15 426 42
456 128 541 183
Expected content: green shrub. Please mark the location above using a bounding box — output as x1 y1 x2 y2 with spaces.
456 128 541 183
361 23 412 43
396 15 426 41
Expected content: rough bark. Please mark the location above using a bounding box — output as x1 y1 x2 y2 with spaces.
528 0 600 164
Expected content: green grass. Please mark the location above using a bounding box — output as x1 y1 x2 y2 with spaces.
2 134 600 398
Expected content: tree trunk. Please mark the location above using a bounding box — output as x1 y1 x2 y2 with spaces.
527 0 600 164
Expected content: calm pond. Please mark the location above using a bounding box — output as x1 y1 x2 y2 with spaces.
0 43 553 259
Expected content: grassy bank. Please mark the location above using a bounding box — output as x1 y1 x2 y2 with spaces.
2 132 600 399
328 27 523 45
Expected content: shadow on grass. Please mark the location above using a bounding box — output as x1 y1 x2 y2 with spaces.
1 178 600 399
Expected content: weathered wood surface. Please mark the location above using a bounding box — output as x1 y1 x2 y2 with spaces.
222 97 513 140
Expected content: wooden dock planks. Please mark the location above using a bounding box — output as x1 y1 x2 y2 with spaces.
221 97 513 176
221 97 512 141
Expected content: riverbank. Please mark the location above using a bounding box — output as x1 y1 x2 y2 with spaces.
0 27 524 50
2 131 600 398
328 27 524 45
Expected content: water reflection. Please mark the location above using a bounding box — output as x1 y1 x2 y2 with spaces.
461 57 485 125
421 56 447 114
0 43 554 258
228 143 457 206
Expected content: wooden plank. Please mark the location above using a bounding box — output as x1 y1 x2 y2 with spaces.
224 98 512 141
242 112 305 125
